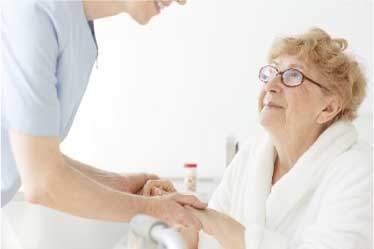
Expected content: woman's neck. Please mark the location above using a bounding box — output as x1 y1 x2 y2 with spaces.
82 0 126 20
271 125 322 174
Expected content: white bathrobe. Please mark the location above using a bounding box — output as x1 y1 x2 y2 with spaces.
199 121 372 249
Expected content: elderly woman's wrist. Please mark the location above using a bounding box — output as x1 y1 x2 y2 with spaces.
205 210 245 248
220 225 245 249
197 209 221 236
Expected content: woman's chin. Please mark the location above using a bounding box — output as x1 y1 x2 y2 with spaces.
259 109 282 129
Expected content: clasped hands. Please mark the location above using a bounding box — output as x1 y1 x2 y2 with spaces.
134 176 245 249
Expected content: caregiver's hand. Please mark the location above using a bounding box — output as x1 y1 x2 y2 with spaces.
145 193 207 230
121 173 160 194
139 179 177 196
186 206 245 249
123 0 186 25
156 0 187 8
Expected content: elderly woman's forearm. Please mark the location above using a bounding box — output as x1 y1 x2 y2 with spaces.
212 219 245 249
187 207 245 249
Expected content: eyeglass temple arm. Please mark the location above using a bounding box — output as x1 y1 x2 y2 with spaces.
303 75 329 91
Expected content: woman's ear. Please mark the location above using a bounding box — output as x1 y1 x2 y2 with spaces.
316 96 342 124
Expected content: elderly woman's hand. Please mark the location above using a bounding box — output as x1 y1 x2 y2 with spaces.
185 206 245 249
145 192 206 230
139 179 202 248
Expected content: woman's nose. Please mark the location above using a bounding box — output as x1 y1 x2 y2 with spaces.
263 75 283 93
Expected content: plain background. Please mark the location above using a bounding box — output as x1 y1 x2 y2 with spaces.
61 0 373 179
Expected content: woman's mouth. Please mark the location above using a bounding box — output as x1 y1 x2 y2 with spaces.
263 102 283 109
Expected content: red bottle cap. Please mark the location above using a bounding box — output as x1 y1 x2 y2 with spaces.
184 163 197 168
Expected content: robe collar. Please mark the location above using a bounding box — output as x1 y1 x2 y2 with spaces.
245 121 358 229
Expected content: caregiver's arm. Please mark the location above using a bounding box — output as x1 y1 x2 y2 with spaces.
63 155 159 194
10 130 206 227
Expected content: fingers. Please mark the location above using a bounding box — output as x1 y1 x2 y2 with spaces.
173 224 184 232
136 188 144 195
145 173 160 181
159 0 186 6
155 0 186 10
173 194 207 210
185 205 206 219
143 179 176 196
147 197 202 230
159 200 202 230
175 0 187 5
150 186 166 196
159 0 173 7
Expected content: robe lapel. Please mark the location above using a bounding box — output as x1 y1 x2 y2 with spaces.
265 121 357 229
245 133 275 226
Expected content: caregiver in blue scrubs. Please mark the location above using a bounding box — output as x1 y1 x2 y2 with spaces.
1 0 205 228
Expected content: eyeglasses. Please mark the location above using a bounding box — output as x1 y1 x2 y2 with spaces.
259 65 329 91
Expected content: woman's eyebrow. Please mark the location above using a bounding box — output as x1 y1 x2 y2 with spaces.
271 61 279 66
271 61 304 71
289 63 304 70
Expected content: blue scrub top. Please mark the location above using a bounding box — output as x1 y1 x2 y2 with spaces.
1 0 98 206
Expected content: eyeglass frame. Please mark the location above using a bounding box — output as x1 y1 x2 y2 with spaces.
259 65 330 92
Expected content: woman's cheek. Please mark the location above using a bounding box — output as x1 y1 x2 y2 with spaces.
258 90 266 112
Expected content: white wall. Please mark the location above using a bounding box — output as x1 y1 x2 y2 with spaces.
61 0 373 179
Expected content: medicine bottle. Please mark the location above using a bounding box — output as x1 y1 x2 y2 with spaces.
184 163 197 192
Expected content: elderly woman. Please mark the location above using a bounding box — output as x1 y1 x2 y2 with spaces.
166 28 370 249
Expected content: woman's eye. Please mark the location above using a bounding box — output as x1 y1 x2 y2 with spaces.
287 71 301 79
290 72 298 78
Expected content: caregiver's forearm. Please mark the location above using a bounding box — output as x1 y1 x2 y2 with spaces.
36 158 148 222
63 154 128 192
